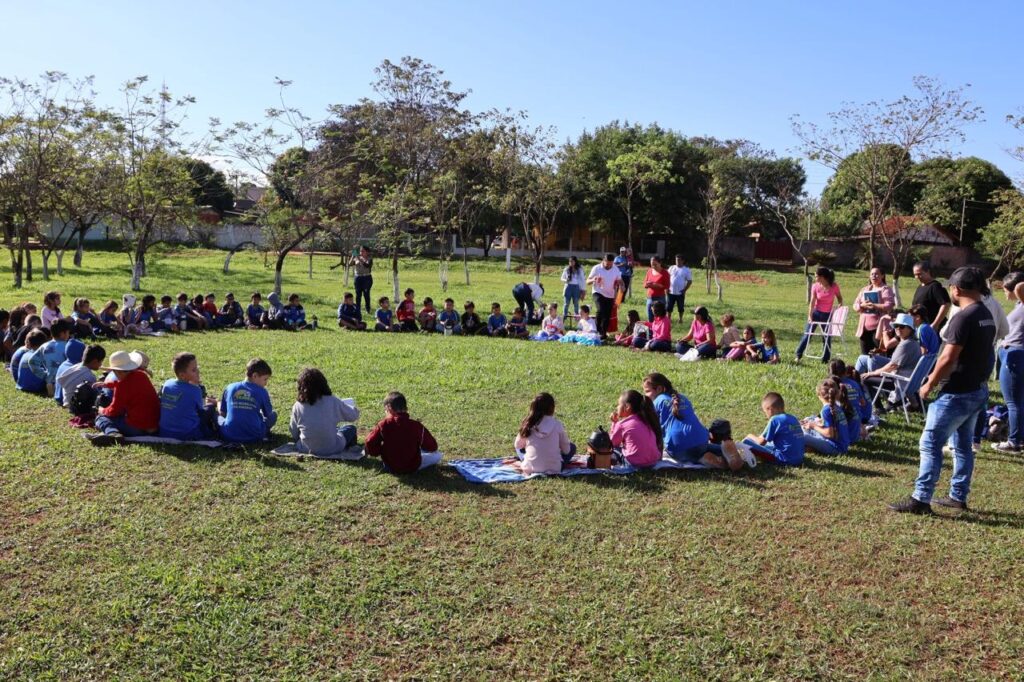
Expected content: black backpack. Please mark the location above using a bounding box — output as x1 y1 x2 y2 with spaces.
69 380 99 417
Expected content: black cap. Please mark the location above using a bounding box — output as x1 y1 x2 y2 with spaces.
947 266 986 292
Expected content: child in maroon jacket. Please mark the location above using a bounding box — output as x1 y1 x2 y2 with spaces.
364 391 440 473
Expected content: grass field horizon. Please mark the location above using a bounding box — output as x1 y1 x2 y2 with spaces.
2 247 1023 679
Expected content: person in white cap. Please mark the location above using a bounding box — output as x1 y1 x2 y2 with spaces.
88 350 160 446
859 312 922 410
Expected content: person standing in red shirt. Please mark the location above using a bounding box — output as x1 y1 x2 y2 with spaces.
643 256 671 323
88 350 160 446
364 392 440 473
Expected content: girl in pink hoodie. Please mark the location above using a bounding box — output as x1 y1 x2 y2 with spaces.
514 393 574 475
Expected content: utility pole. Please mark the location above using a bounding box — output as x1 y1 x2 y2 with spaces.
959 197 967 243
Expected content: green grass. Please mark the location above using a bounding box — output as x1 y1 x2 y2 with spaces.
2 247 1024 680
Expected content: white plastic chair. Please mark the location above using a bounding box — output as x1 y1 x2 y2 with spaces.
870 353 938 425
804 305 849 360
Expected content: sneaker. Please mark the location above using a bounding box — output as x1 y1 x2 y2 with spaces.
736 443 757 468
992 441 1022 453
932 496 968 511
887 496 934 515
87 431 125 447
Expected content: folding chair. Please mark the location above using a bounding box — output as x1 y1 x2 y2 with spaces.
804 305 849 360
870 353 938 425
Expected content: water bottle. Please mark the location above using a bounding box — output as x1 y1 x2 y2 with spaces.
311 315 318 330
180 317 187 332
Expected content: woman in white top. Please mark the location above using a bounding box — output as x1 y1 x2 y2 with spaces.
560 256 586 320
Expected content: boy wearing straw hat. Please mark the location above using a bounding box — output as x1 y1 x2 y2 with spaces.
88 350 160 446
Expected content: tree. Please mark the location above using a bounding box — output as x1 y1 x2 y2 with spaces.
606 138 675 253
185 158 234 214
793 76 982 273
696 143 747 301
911 156 1013 246
743 153 809 298
978 188 1024 275
105 77 197 290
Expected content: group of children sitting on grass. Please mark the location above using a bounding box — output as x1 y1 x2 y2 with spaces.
338 289 533 338
613 305 780 361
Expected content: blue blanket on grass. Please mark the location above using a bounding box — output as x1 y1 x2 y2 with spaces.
448 454 707 484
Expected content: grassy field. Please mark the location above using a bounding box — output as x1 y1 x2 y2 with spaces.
2 247 1023 680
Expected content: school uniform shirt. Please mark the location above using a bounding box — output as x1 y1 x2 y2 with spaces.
338 302 362 322
761 414 805 466
56 362 96 408
120 308 141 326
29 338 68 384
289 396 360 456
461 312 484 332
396 299 416 322
172 304 192 322
610 414 661 468
506 317 527 335
650 316 672 342
653 392 709 456
159 379 208 441
364 412 438 474
221 301 243 322
818 404 849 453
99 370 160 432
667 265 692 295
487 313 507 332
9 346 28 381
514 415 571 475
282 305 306 327
15 349 46 393
844 405 862 445
155 306 177 328
918 323 940 355
438 310 459 327
588 263 622 299
760 344 780 363
219 380 277 442
375 308 394 326
541 315 564 335
841 378 872 423
247 304 265 326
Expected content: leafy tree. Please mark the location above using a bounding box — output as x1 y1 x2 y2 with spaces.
606 138 675 252
185 158 234 213
695 141 748 301
979 188 1024 274
911 156 1013 245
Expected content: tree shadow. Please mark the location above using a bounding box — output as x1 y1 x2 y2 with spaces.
801 459 890 478
151 443 306 471
936 508 1024 530
388 464 517 498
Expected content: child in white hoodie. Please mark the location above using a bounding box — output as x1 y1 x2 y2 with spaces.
513 392 575 475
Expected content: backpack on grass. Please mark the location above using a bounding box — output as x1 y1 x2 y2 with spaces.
69 381 99 417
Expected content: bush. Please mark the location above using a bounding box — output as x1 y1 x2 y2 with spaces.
808 248 837 266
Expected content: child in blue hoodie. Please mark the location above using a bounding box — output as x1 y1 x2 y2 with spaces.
218 358 277 442
338 292 366 330
29 319 73 397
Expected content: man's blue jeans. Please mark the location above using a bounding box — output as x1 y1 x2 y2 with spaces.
94 414 150 437
998 347 1024 445
795 310 832 361
914 387 988 504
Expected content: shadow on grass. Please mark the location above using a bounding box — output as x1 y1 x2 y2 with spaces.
145 443 307 471
801 458 889 478
941 508 1024 530
388 464 517 498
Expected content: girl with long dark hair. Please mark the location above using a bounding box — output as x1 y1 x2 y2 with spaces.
289 368 361 456
514 392 574 475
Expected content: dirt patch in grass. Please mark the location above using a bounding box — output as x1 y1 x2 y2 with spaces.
717 272 769 285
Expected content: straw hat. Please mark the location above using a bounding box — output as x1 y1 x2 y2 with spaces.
129 350 150 369
101 350 140 372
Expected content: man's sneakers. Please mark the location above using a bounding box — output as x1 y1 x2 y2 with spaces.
932 496 968 511
991 441 1022 453
887 496 934 515
87 431 125 447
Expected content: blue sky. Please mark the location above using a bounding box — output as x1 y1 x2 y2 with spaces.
3 0 1022 193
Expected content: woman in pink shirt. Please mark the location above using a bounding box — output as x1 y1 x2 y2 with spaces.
853 267 895 355
636 300 673 352
795 266 843 363
513 392 574 475
674 306 717 358
609 390 663 468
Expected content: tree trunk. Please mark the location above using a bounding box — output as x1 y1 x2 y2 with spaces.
308 251 313 279
892 277 902 308
56 249 65 276
626 206 634 256
131 259 144 291
11 246 23 288
273 251 287 297
391 250 400 303
74 230 85 267
803 260 812 304
25 246 33 282
462 241 470 285
41 252 50 281
867 222 877 270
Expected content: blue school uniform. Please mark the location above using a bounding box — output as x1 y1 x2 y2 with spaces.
487 313 507 333
221 301 243 324
507 317 527 336
841 377 872 424
759 414 805 466
281 305 306 328
375 308 394 327
218 380 277 442
338 302 362 323
16 349 46 393
653 392 709 457
437 310 459 328
10 346 29 382
918 323 940 355
160 379 209 440
819 404 850 453
246 304 265 326
29 339 68 385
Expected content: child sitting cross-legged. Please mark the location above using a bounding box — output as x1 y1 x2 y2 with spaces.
418 297 438 332
742 392 806 466
159 352 219 441
461 301 487 336
436 298 461 334
218 358 277 443
614 309 643 347
14 329 49 394
28 318 73 397
535 302 565 341
281 294 308 331
247 292 266 329
175 293 206 331
718 314 741 356
396 288 418 332
511 392 575 475
609 389 663 468
487 302 507 337
289 368 360 456
830 359 872 436
56 343 106 412
364 391 440 473
724 325 757 361
337 292 367 330
505 307 529 339
746 328 780 364
374 297 399 332
220 293 245 327
88 350 161 446
801 378 850 455
636 301 672 352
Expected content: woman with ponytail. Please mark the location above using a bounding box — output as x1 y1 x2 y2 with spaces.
514 392 574 475
609 389 663 468
802 379 850 455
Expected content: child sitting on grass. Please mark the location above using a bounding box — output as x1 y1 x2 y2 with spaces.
218 358 277 443
247 293 266 329
614 310 643 347
56 343 105 410
289 368 360 456
506 307 529 339
188 294 211 328
801 378 850 455
396 288 418 332
609 389 663 468
487 303 507 337
418 297 438 332
118 295 141 334
159 352 218 441
364 391 440 473
719 314 741 355
437 298 461 334
154 296 179 331
14 329 49 394
41 290 64 329
28 318 73 397
513 392 575 475
830 359 871 435
338 292 367 330
724 325 756 361
88 350 160 445
175 293 206 331
747 328 780 364
536 302 565 341
375 297 399 332
742 392 806 466
220 293 245 327
282 294 308 331
461 301 487 336
638 301 672 352
98 300 127 338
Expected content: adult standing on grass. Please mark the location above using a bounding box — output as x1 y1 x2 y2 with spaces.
587 253 623 340
853 267 895 356
911 261 951 331
512 280 545 323
614 246 634 299
350 246 374 315
795 266 843 364
667 254 692 324
643 256 670 323
889 267 995 514
560 256 585 320
994 272 1024 453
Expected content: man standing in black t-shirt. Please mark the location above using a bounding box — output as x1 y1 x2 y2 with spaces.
911 261 951 330
889 266 995 514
